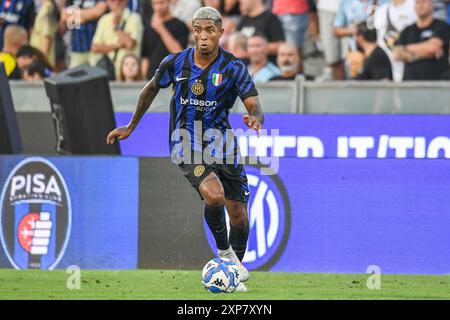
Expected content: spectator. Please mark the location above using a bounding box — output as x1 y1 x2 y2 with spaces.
334 0 387 78
236 0 285 63
354 21 393 79
394 0 450 80
171 0 202 27
0 0 35 50
16 44 53 76
61 0 108 69
374 0 417 82
247 35 280 82
141 0 188 80
227 31 249 63
30 0 58 68
270 41 314 80
0 25 27 79
316 0 344 80
22 60 46 80
272 0 310 71
119 53 143 81
91 0 143 79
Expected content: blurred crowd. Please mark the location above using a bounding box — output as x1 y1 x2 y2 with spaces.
0 0 449 82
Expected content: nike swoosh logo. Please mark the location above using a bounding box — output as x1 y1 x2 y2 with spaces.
244 192 250 196
176 77 188 82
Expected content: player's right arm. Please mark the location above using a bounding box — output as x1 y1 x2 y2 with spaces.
106 77 160 144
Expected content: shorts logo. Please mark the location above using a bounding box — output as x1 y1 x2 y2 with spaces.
0 157 72 270
191 81 204 95
194 165 206 177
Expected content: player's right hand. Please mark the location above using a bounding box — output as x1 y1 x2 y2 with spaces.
106 126 132 144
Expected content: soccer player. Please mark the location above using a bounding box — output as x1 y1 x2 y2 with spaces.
106 6 264 292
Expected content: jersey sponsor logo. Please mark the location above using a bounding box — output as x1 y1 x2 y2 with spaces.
203 165 291 270
0 158 72 270
212 73 222 86
191 81 204 95
180 97 217 109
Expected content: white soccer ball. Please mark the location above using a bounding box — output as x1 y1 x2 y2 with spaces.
201 258 240 293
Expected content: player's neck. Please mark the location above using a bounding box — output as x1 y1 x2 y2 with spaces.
194 47 220 69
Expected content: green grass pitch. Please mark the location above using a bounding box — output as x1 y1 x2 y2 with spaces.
0 269 449 300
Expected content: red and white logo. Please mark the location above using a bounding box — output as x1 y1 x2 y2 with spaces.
17 212 53 255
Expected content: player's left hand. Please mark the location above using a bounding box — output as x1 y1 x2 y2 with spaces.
243 115 262 136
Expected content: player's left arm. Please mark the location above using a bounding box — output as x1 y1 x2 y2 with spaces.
242 95 265 135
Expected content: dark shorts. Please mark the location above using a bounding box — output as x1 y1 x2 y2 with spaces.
178 162 250 203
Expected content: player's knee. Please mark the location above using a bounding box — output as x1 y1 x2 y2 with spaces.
204 190 226 207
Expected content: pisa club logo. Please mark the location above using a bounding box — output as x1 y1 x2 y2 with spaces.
204 165 291 270
0 158 72 269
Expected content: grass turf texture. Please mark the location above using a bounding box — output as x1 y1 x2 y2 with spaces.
0 269 449 300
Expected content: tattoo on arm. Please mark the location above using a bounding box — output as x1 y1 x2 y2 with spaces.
245 96 265 124
128 78 160 131
254 98 265 124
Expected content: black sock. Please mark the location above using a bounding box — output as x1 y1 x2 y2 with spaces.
229 224 249 262
204 204 229 250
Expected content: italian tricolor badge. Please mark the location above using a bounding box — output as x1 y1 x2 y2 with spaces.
212 73 222 86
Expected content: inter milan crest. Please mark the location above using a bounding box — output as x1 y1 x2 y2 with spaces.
191 80 204 95
212 73 222 86
193 165 205 177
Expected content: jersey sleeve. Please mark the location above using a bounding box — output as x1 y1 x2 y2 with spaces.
234 60 258 100
154 54 175 88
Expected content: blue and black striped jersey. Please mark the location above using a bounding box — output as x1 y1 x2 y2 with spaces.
154 47 258 162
